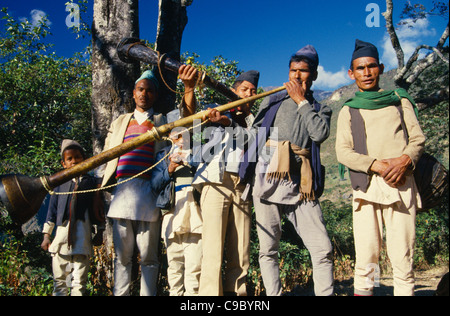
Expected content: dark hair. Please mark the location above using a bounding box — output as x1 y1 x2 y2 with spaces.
232 80 244 90
62 145 86 160
349 59 382 71
289 55 318 73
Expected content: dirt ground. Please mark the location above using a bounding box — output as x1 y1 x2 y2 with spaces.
377 265 449 297
291 265 449 296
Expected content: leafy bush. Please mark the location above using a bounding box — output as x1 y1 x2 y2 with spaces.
0 225 53 296
418 100 449 167
321 200 354 256
415 197 449 266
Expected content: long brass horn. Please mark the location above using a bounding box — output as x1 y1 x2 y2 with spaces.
0 86 286 225
117 37 240 101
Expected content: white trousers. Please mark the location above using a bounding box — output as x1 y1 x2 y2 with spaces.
165 233 202 296
353 200 416 296
52 253 89 296
112 219 161 296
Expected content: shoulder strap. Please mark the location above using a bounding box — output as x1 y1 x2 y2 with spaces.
348 107 370 193
262 91 288 128
349 107 369 156
238 92 286 184
311 100 325 197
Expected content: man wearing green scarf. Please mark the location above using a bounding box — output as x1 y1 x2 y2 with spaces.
336 40 426 296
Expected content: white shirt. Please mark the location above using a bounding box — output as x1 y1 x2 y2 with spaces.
134 108 154 125
108 177 160 222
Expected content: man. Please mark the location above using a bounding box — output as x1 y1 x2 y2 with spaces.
98 65 198 296
190 70 260 296
336 39 426 296
239 45 334 296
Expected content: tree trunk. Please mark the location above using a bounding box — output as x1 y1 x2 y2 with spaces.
91 0 140 156
90 0 141 283
153 0 191 114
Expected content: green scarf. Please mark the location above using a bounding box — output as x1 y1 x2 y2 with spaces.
344 88 419 117
339 88 419 179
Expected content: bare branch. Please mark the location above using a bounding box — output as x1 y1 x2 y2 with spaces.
387 1 449 89
405 52 438 85
437 21 449 48
383 0 405 69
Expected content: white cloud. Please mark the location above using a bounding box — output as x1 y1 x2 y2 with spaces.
313 65 352 90
381 18 436 69
20 9 52 28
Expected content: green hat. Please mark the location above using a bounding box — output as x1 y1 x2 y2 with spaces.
135 69 160 91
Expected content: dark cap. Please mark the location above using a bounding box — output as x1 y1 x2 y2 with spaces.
235 70 260 88
294 45 319 70
351 39 380 67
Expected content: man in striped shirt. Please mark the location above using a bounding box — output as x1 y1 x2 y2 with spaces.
98 65 198 296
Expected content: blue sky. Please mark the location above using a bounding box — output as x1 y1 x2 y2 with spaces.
2 0 448 91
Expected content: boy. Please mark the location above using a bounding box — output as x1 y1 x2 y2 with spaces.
152 129 202 296
41 139 104 296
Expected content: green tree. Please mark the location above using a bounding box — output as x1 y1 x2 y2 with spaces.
178 52 264 113
0 7 92 177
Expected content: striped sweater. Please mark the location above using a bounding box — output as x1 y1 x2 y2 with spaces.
116 117 155 179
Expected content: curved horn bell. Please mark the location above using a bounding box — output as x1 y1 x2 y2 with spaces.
0 174 48 225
